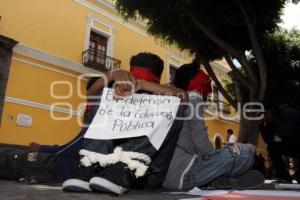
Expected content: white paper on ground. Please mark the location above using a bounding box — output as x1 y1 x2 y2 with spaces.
84 87 180 150
275 183 300 190
166 187 229 196
235 190 300 197
169 187 300 199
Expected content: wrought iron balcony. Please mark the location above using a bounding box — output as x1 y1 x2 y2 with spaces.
205 100 231 115
82 48 121 72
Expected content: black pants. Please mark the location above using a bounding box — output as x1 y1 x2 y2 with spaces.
268 140 300 179
82 105 185 189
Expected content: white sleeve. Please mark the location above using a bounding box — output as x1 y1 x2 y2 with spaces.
229 135 237 143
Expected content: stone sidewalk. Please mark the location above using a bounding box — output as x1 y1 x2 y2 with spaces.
0 180 192 200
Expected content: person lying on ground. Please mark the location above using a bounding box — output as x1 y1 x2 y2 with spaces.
0 78 99 183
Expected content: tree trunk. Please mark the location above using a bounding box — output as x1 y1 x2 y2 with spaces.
238 105 260 145
0 35 18 124
230 71 260 145
234 0 267 101
238 88 261 145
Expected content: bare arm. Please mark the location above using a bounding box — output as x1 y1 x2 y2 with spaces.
138 80 189 102
87 70 188 102
87 72 112 96
87 70 137 96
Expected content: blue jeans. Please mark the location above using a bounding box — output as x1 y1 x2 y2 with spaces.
182 143 255 190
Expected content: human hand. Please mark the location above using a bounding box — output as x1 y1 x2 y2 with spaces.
111 70 138 99
28 142 40 152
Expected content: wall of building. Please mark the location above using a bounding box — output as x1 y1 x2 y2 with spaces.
205 117 239 145
0 0 242 147
0 0 189 81
0 0 191 145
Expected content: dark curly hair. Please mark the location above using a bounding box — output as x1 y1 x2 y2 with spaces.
227 129 234 134
173 61 200 90
130 52 164 76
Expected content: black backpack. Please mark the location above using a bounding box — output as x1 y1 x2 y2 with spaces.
0 147 59 183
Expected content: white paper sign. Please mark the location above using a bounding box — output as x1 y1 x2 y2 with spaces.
84 87 180 150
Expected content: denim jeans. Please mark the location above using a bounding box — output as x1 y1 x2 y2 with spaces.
182 143 255 190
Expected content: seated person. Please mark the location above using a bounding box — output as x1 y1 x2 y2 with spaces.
226 129 237 144
163 62 264 190
62 52 188 194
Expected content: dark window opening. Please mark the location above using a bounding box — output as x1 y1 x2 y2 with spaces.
215 136 223 149
169 65 178 85
82 31 120 72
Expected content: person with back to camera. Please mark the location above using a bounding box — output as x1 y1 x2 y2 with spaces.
163 62 265 190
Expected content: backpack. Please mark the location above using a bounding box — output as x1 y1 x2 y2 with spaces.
0 147 59 183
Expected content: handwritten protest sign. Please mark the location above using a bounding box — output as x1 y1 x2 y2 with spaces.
84 87 180 150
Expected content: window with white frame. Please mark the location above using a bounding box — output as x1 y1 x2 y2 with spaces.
82 14 120 71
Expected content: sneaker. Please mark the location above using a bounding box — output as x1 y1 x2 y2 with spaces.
62 165 97 192
212 170 265 190
89 163 131 195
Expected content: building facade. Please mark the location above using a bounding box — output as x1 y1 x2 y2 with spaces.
0 0 241 148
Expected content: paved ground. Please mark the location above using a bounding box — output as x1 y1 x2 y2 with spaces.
0 180 192 200
3 179 298 200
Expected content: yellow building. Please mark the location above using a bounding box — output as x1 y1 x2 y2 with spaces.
0 0 242 149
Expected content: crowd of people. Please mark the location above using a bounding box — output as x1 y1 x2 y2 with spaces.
1 52 299 195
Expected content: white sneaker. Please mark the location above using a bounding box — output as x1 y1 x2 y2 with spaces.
89 177 129 195
62 179 91 192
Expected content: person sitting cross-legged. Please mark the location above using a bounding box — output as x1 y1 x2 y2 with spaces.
162 62 265 191
62 52 188 194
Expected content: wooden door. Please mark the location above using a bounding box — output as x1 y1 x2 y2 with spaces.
89 32 108 67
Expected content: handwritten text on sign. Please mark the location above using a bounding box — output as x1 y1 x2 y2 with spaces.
84 87 180 150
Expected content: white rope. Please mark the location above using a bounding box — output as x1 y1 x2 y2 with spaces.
79 147 151 178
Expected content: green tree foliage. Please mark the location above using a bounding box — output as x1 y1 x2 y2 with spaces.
115 0 288 144
226 29 300 105
256 28 300 105
116 0 283 58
